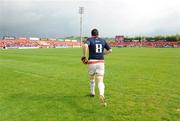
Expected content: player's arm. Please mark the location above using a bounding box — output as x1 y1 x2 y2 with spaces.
81 43 89 64
82 43 88 57
104 40 112 55
104 48 112 55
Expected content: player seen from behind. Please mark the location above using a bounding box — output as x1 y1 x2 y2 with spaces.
81 28 112 107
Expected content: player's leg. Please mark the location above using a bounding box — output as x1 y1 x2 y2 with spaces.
96 75 105 97
88 64 96 96
96 63 107 106
96 63 105 96
89 75 95 96
97 75 107 106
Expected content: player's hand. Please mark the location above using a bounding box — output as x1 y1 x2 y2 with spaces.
81 56 88 64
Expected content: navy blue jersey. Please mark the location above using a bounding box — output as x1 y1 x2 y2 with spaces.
85 37 111 60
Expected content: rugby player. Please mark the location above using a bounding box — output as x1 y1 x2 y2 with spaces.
81 29 112 106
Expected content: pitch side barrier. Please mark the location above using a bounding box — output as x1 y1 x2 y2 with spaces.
111 41 180 48
0 39 81 49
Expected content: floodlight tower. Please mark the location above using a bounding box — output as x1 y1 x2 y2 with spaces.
79 7 84 44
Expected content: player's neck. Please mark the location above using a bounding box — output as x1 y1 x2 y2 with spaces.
92 36 98 39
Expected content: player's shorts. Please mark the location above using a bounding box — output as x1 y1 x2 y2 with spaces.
88 59 104 76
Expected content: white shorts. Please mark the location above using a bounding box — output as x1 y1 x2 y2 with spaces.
88 60 104 76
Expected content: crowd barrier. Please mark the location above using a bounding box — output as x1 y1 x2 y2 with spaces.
0 39 81 48
109 41 180 48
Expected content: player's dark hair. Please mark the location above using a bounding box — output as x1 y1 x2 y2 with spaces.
91 29 99 36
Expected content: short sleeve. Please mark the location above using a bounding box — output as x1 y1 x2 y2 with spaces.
84 38 90 46
104 40 111 50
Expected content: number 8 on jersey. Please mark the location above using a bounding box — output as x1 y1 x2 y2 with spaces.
96 44 102 53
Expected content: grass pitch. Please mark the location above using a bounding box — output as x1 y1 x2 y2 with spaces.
0 48 180 121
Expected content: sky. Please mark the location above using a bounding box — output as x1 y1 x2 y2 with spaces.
0 0 180 38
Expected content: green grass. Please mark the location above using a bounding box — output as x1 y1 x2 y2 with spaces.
0 48 180 121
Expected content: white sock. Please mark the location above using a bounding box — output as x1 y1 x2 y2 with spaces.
90 80 95 95
98 81 105 97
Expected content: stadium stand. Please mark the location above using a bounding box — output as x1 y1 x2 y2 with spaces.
109 41 180 48
0 39 81 49
0 39 179 49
